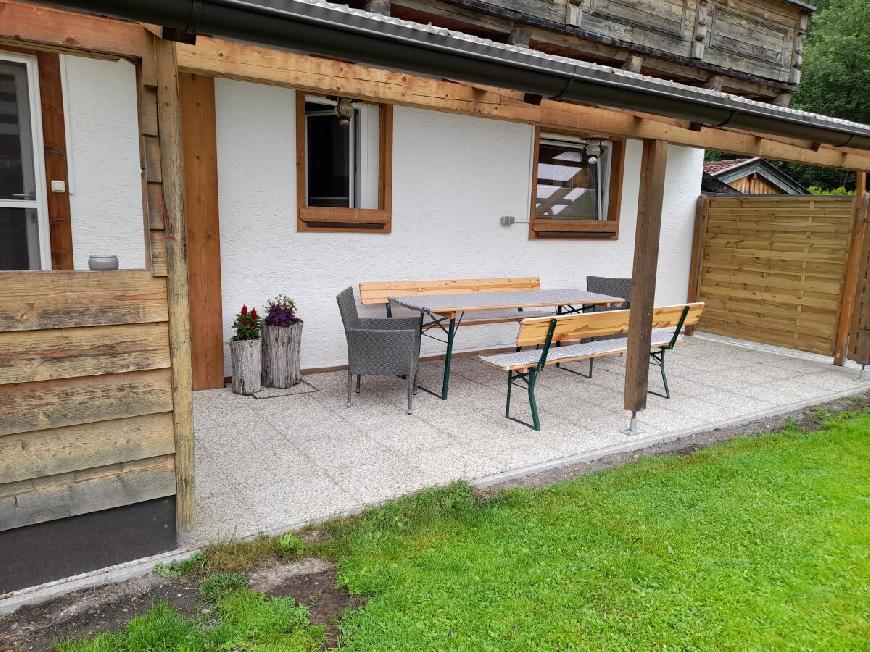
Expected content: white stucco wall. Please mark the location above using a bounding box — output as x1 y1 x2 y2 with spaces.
62 55 145 269
215 79 703 371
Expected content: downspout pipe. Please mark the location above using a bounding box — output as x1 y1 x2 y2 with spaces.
34 0 870 152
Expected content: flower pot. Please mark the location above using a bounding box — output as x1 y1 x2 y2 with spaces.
230 338 261 395
261 322 302 388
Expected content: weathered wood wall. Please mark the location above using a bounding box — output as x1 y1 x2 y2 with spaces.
439 0 806 87
0 271 177 532
692 195 853 355
728 174 787 195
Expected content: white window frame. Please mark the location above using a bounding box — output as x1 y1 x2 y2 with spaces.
0 50 51 270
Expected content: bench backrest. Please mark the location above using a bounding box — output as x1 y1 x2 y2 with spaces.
359 277 540 305
516 302 705 348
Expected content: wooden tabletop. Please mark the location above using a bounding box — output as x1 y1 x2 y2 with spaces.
388 288 624 316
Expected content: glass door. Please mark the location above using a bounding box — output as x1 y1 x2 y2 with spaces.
0 52 48 270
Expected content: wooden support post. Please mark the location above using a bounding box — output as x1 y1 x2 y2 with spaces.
624 140 668 428
834 171 868 365
179 73 224 390
685 194 709 336
154 39 195 531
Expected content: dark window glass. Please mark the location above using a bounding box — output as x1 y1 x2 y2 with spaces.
0 61 36 201
0 207 39 270
306 103 350 207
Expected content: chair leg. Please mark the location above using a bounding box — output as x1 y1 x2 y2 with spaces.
356 375 361 394
346 369 353 408
589 358 594 378
407 377 414 415
527 368 541 431
505 371 513 418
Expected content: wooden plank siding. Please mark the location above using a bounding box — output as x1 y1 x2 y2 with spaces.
693 195 853 355
0 271 176 532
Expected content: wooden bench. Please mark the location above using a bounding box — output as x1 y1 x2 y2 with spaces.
359 276 552 325
479 302 705 430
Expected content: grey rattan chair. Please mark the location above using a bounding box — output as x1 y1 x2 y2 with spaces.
337 287 422 414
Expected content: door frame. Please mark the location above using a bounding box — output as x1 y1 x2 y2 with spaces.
0 49 51 269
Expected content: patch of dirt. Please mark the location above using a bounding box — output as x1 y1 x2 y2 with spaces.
0 574 202 652
485 391 870 491
0 556 364 651
252 558 364 648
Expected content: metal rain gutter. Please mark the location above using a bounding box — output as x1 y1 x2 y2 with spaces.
35 0 870 151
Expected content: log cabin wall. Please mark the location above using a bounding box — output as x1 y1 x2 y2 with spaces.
691 195 853 355
385 0 810 101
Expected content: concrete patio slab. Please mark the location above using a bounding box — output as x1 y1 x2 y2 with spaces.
183 334 870 546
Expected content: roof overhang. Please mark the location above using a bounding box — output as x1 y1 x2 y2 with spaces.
28 0 870 153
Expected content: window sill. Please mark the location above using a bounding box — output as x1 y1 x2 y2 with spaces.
297 207 391 233
531 219 619 239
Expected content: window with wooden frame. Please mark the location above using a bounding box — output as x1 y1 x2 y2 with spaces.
295 93 392 233
529 128 625 239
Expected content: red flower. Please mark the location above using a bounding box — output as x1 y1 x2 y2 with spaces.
241 305 248 316
251 309 258 319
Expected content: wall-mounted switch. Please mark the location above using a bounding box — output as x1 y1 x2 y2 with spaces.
50 180 66 193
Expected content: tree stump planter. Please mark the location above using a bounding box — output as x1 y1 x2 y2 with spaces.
261 323 302 388
230 338 261 395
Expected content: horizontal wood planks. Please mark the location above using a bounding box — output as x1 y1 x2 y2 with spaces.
695 196 852 355
0 271 168 331
517 303 704 347
0 271 176 532
360 277 541 305
0 455 176 531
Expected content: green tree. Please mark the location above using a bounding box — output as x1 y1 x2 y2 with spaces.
780 0 870 190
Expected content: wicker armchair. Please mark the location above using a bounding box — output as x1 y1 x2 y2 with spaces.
337 287 422 414
587 277 632 346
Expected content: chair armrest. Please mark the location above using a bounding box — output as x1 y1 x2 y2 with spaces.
346 327 420 351
358 318 420 330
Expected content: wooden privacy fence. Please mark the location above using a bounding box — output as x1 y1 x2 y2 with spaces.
0 271 176 531
689 195 853 355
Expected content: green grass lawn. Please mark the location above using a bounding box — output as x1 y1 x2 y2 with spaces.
59 411 870 651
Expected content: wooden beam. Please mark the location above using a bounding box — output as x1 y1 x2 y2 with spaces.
685 194 710 336
834 171 869 365
179 73 224 390
175 36 870 171
624 140 668 424
0 0 156 83
33 51 73 269
154 39 195 532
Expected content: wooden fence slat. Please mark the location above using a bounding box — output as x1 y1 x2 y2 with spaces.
0 368 173 437
0 322 171 385
0 271 169 332
0 455 176 532
696 195 852 356
0 412 175 484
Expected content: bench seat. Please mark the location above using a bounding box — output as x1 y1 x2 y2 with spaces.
480 328 679 371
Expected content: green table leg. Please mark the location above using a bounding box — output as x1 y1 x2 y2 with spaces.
441 316 456 400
